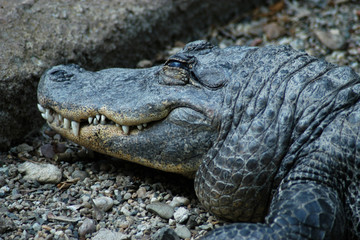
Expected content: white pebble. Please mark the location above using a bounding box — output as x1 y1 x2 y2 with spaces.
93 196 114 212
174 207 189 223
18 162 62 184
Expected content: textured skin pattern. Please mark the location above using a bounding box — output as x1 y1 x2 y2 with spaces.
194 44 360 239
38 41 360 239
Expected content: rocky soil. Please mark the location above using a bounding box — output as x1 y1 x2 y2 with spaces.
1 0 360 239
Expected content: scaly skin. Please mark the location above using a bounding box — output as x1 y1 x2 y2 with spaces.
38 41 360 239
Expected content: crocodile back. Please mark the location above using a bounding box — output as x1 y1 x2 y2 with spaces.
194 44 360 227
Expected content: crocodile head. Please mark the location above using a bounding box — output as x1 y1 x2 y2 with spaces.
37 40 251 177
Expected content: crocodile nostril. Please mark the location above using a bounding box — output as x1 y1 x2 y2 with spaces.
48 69 74 82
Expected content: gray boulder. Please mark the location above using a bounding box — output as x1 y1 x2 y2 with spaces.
0 0 265 150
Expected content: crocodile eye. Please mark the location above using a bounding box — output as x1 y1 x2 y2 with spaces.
166 60 189 70
161 60 190 85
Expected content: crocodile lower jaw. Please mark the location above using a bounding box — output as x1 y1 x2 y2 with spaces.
37 103 149 137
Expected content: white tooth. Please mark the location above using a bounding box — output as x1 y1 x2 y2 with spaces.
116 123 119 127
71 121 80 136
64 118 70 129
88 117 93 124
46 109 54 123
58 114 63 122
54 115 60 126
41 113 47 120
142 123 147 127
137 125 143 130
122 125 129 135
37 104 45 113
48 115 54 123
96 114 100 121
93 118 98 125
100 115 106 125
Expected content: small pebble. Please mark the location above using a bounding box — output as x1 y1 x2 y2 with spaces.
16 143 34 153
93 196 114 212
169 196 190 208
146 202 174 219
54 230 64 238
174 207 189 223
199 223 213 231
136 187 147 199
120 204 132 216
71 169 88 180
92 228 129 240
136 59 153 68
314 29 346 50
152 227 180 240
115 218 129 229
186 215 198 229
78 218 96 237
40 144 56 158
0 216 15 234
123 192 132 200
175 225 192 239
263 22 286 40
31 222 41 232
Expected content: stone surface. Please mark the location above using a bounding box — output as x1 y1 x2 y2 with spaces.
174 225 192 239
152 227 180 240
15 143 34 153
78 218 96 238
92 228 129 240
169 196 190 208
263 22 286 40
71 169 88 180
93 196 114 212
136 186 147 199
314 29 346 50
174 207 190 224
0 0 265 150
146 202 174 219
18 162 62 183
0 215 15 234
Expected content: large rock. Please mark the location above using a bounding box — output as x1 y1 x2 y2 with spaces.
0 0 266 150
18 162 62 184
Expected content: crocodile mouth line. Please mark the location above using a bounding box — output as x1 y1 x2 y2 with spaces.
37 103 149 136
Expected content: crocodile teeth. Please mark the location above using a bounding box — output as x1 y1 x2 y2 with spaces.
54 114 60 126
37 104 46 113
71 121 80 136
122 125 130 135
37 103 152 136
100 115 106 125
64 118 70 129
45 109 54 123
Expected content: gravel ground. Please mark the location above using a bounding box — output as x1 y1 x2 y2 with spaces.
1 1 360 239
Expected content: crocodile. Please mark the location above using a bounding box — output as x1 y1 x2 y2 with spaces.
37 40 360 239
